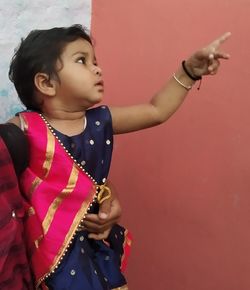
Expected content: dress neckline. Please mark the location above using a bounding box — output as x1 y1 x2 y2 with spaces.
49 116 87 138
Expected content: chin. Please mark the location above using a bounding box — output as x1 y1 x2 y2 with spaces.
91 95 103 106
95 92 104 102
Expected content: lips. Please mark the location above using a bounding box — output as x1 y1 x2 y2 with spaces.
95 80 104 87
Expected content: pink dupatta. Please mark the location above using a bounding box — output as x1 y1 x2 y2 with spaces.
19 112 97 288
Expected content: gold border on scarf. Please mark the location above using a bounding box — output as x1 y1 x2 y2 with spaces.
43 127 55 178
44 185 96 283
42 165 79 235
26 126 55 198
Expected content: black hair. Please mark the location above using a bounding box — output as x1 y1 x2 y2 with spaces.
9 24 92 111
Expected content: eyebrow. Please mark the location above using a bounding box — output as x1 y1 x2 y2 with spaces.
72 51 88 56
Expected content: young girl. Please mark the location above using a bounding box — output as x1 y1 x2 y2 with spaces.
8 25 230 290
0 122 122 290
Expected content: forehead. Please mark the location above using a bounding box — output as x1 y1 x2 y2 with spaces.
61 38 94 57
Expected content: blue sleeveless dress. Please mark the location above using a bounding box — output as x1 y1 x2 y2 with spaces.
44 106 127 290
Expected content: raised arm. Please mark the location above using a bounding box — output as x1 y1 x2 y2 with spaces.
110 32 231 134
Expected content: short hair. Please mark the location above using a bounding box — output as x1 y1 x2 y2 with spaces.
9 24 92 111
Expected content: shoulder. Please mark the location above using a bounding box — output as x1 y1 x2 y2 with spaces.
7 111 40 131
7 116 21 128
86 105 112 123
0 122 27 147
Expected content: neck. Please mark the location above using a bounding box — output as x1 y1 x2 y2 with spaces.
41 108 87 136
41 99 89 121
42 109 86 122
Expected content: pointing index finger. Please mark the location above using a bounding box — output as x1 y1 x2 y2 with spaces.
211 32 232 48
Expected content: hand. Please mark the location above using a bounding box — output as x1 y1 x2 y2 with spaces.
185 32 231 78
82 181 122 240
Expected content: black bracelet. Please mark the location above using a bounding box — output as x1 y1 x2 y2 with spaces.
182 60 202 81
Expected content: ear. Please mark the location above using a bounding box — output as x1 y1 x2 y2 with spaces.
34 73 57 96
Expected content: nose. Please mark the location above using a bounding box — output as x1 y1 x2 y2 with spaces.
93 65 102 76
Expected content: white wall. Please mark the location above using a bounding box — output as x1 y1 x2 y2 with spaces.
0 0 92 122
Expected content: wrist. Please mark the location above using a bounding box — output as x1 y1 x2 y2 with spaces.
175 67 196 86
172 68 195 91
182 60 202 81
173 65 202 91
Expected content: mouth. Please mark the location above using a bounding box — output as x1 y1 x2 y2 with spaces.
95 80 104 87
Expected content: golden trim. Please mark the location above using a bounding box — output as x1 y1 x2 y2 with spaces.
36 185 96 287
34 235 44 249
43 127 55 178
28 176 42 198
42 165 79 235
27 126 55 198
49 186 95 274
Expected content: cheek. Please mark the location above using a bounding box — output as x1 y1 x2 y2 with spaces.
59 69 94 92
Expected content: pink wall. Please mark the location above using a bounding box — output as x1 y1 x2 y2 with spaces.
91 1 250 289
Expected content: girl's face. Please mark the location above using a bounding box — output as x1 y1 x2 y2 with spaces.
54 38 104 110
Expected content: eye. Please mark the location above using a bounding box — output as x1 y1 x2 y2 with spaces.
76 57 86 64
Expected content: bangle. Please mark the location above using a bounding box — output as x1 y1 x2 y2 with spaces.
182 60 202 81
172 73 192 91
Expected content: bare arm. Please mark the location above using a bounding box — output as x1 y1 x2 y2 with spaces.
110 32 231 134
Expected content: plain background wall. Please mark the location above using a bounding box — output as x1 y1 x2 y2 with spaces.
91 1 250 289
